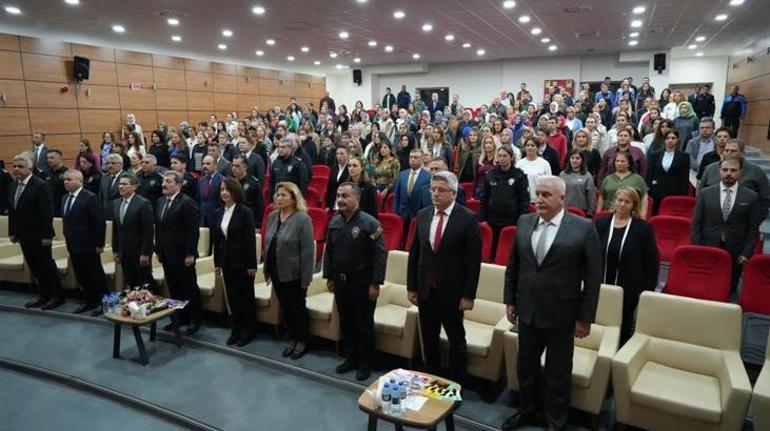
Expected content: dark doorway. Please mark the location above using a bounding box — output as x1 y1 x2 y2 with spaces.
417 87 449 106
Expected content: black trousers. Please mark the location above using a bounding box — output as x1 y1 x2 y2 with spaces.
223 266 257 338
162 261 201 323
70 251 107 306
418 295 468 382
334 279 375 366
20 239 62 300
620 297 639 346
724 117 741 138
121 255 158 291
273 279 309 343
517 320 575 430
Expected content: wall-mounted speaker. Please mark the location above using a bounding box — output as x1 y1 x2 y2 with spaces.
653 53 666 73
73 56 90 81
353 69 362 86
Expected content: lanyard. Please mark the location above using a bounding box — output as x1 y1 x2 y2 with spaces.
603 215 632 285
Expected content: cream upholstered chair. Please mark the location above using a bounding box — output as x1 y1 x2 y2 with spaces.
253 238 312 329
373 250 419 362
503 283 622 416
305 253 340 344
612 291 751 431
0 242 32 284
751 332 770 431
152 227 212 291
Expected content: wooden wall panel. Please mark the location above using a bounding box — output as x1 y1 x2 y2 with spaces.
214 93 237 111
214 74 237 93
0 108 31 135
278 71 295 82
156 89 188 110
25 81 77 108
745 99 770 125
0 51 23 80
184 59 211 72
79 109 121 133
734 75 770 102
152 55 184 70
0 80 27 107
311 75 325 84
187 111 212 123
259 79 279 96
45 134 83 159
259 69 278 79
20 37 71 57
278 81 296 97
116 64 153 86
156 111 188 127
115 49 152 66
76 85 120 109
72 44 115 62
296 81 312 98
0 136 32 162
118 87 156 109
261 96 284 109
213 63 236 75
28 109 79 134
21 54 69 82
0 33 19 51
187 92 214 111
296 73 312 83
87 61 118 86
237 66 260 78
237 76 259 95
185 71 213 91
238 94 259 112
121 110 157 132
153 67 186 90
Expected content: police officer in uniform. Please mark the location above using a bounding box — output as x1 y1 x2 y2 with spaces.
268 137 309 203
170 154 198 202
324 182 387 381
231 154 264 230
44 149 68 217
136 154 163 209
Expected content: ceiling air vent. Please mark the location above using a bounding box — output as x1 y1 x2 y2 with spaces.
563 6 594 14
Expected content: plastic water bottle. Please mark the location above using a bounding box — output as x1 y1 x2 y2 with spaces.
381 383 392 415
390 384 402 416
398 381 408 404
101 294 110 315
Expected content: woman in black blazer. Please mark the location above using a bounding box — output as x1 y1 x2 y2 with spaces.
595 187 660 345
213 177 258 347
646 130 690 215
345 157 379 218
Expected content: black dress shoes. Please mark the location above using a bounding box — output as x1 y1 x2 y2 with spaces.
73 303 97 314
501 411 545 431
163 321 178 331
41 298 65 311
335 359 357 374
290 342 307 360
184 322 200 336
226 334 239 345
24 298 48 308
356 366 371 381
282 341 298 357
236 335 254 347
90 308 104 317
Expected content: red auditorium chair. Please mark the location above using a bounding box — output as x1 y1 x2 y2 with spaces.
479 222 493 262
312 164 330 178
383 193 396 213
307 207 329 264
465 198 480 214
593 210 613 221
403 218 417 252
648 215 692 263
263 184 270 203
379 213 404 251
664 245 732 302
375 191 383 212
261 203 275 254
460 182 474 199
658 196 697 219
645 195 654 220
528 203 536 213
309 176 329 202
755 238 765 256
366 109 377 119
566 207 587 218
494 226 517 266
305 186 323 208
740 255 770 315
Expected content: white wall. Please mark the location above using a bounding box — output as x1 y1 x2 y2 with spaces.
669 55 728 126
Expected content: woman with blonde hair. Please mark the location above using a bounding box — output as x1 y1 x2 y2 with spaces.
263 181 314 358
572 129 601 179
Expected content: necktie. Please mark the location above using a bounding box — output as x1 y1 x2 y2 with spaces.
407 171 416 195
161 197 172 221
432 211 445 252
64 193 74 216
203 176 212 197
119 199 129 224
110 174 118 191
535 221 551 265
722 188 733 221
13 181 24 209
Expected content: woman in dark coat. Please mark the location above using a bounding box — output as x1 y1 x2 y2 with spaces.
646 130 690 215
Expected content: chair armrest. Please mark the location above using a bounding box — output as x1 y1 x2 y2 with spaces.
195 256 215 274
611 334 650 391
254 264 265 284
0 243 23 259
494 315 513 333
375 284 392 307
51 245 70 259
307 272 326 296
716 351 752 425
597 326 621 360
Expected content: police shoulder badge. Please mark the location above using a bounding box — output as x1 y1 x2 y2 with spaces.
508 178 514 186
243 183 250 190
370 226 383 240
287 165 293 173
149 179 156 186
351 226 360 238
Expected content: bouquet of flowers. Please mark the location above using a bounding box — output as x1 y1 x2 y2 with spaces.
117 285 167 318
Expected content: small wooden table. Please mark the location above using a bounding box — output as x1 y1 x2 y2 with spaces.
357 371 461 431
104 308 182 366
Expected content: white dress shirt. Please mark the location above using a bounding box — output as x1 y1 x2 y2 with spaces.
719 182 739 217
64 187 83 215
220 204 236 239
531 208 565 259
336 164 347 182
430 202 455 250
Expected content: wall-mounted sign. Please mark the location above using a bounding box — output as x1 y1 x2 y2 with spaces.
129 83 143 92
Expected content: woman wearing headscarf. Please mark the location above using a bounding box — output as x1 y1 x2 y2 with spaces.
672 101 699 150
511 113 527 143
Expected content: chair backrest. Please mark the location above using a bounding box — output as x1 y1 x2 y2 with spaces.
477 263 504 303
307 207 329 242
384 193 395 213
665 245 732 302
305 186 322 208
740 255 770 315
384 250 409 286
494 226 517 266
105 220 113 247
198 227 210 257
375 191 383 212
0 215 7 238
478 222 493 262
566 206 587 218
648 215 692 262
593 210 612 221
312 164 331 178
403 218 416 251
385 283 412 308
595 284 623 327
645 195 653 220
635 291 743 351
658 196 697 219
465 199 480 214
460 182 474 199
379 213 404 251
310 175 329 197
53 217 64 240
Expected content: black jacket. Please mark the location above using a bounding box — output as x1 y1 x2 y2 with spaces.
149 143 170 169
269 155 309 202
326 164 349 208
112 194 154 258
237 175 264 228
480 166 530 226
8 175 55 241
154 193 199 264
62 189 106 255
245 152 266 187
647 149 690 203
136 171 163 209
212 204 258 269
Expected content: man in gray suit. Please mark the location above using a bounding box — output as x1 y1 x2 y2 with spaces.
208 142 232 177
692 157 760 291
502 175 601 431
31 131 49 176
98 154 124 220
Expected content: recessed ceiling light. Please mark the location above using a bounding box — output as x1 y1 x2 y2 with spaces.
166 17 179 26
218 44 227 50
688 44 697 49
630 20 643 28
476 49 485 56
329 52 338 58
222 29 233 37
4 5 21 14
353 57 361 63
266 38 275 45
301 46 309 52
368 40 377 47
313 60 321 65
412 53 421 60
729 0 744 5
540 37 550 43
629 32 640 37
64 0 79 5
112 25 125 33
171 35 182 42
628 40 639 46
287 56 295 61
462 42 471 48
356 0 367 3
422 23 433 32
695 36 706 42
548 44 558 51
252 5 266 15
715 14 728 21
632 6 646 14
696 52 704 56
384 45 394 52
339 31 349 39
518 15 530 23
531 27 542 35
503 1 516 9
393 10 405 19
445 34 455 41
255 50 264 56
336 64 349 70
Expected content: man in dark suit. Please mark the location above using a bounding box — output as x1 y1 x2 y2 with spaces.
502 175 601 431
43 149 68 217
428 92 445 121
392 149 431 231
407 171 481 382
381 87 396 112
170 154 198 202
326 146 349 209
136 154 163 209
418 159 466 210
198 155 224 228
231 154 264 230
692 157 760 291
396 84 411 110
31 131 50 176
62 169 108 315
112 174 157 290
237 136 266 186
208 142 232 178
99 154 125 220
9 153 64 310
155 171 201 334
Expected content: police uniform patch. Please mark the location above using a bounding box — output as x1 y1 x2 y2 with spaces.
243 183 250 190
351 226 360 238
370 226 383 240
149 180 156 186
287 165 293 173
508 178 514 186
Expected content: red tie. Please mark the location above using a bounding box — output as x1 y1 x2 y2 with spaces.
203 176 212 197
433 211 445 252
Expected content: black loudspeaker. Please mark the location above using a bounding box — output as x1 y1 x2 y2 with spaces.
73 56 90 81
353 69 362 86
653 53 666 73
